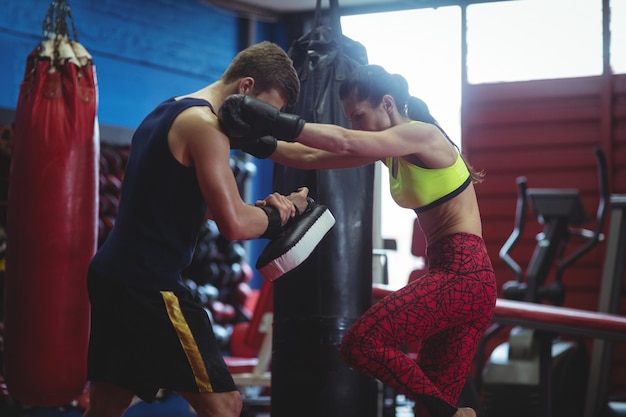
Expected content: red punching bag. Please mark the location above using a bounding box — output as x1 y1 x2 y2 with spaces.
3 0 98 407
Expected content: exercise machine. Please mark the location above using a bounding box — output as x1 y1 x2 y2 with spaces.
584 193 626 417
482 146 609 417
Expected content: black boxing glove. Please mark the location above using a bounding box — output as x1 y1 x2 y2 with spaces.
219 94 304 142
230 135 277 159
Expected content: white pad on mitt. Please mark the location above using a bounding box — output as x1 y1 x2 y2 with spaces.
256 198 335 282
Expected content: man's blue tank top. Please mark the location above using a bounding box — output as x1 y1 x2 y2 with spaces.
89 97 211 290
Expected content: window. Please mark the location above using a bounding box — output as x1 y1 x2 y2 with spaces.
342 7 461 289
342 7 462 145
467 0 603 83
340 0 615 288
611 0 626 74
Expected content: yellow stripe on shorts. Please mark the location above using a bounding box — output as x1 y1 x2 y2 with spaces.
161 291 213 392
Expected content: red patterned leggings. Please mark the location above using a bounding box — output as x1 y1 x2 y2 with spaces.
341 233 497 417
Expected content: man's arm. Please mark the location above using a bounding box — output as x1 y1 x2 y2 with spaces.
169 107 307 240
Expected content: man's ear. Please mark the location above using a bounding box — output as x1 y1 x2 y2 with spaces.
237 77 255 95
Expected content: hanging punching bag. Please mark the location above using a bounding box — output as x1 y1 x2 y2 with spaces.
271 1 377 416
3 0 98 407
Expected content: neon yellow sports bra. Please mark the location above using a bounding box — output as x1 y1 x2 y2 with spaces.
386 151 471 213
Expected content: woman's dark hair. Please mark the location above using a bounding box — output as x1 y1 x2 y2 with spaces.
339 64 484 183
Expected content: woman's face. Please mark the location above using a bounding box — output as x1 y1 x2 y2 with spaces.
341 94 390 132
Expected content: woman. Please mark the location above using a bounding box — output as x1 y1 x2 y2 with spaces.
220 64 497 417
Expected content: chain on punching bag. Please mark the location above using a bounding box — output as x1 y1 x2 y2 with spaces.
271 1 377 416
4 0 99 407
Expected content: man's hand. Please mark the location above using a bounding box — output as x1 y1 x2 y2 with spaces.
230 135 277 159
256 187 309 226
286 187 309 216
219 94 305 142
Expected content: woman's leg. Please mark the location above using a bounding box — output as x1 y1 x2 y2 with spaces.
413 313 491 416
341 270 494 417
341 273 448 398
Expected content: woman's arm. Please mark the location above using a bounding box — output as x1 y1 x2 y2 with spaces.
296 121 441 160
217 94 445 166
271 141 378 170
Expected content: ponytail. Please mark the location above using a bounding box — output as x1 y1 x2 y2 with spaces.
406 96 436 124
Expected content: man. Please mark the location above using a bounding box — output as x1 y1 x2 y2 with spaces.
83 41 308 417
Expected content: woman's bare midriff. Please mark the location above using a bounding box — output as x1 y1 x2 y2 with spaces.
416 184 483 245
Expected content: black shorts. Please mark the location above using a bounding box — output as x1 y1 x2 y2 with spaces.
87 271 236 402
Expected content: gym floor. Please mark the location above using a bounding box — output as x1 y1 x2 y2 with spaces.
11 393 413 417
9 393 194 417
15 392 416 417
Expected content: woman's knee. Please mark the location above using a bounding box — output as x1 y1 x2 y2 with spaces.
341 327 377 364
340 327 359 360
340 338 353 363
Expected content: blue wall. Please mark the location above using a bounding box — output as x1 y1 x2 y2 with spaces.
0 0 242 128
0 0 295 287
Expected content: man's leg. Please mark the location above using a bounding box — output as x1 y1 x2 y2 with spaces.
181 390 242 417
83 381 135 417
454 408 477 417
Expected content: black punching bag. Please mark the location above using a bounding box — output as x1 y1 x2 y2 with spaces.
271 2 377 416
